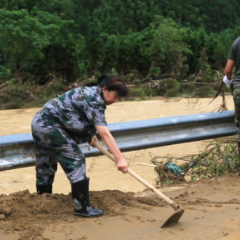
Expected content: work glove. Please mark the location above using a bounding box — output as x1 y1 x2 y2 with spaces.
223 75 232 88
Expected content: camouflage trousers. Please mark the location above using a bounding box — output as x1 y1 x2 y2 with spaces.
32 115 87 185
233 88 240 130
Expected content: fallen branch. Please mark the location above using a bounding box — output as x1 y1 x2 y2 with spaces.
0 83 7 89
137 163 156 167
208 80 228 111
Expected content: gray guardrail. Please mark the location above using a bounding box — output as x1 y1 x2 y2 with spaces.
0 111 238 171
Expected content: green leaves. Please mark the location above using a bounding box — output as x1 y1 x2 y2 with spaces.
0 8 81 80
146 16 191 75
0 0 239 83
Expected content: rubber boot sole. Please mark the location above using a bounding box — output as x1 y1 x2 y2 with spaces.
74 211 103 218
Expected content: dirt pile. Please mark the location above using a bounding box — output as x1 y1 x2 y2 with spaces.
0 189 165 239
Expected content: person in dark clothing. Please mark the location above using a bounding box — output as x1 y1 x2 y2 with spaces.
224 37 240 175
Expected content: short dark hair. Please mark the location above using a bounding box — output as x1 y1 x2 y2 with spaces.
85 75 128 97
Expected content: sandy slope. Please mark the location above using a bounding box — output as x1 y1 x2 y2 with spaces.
1 95 240 240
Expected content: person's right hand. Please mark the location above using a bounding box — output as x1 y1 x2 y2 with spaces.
88 135 98 146
223 75 232 88
117 158 128 173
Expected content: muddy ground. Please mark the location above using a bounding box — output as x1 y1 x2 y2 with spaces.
1 175 240 240
1 96 240 240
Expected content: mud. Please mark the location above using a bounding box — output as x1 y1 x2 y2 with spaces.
1 174 240 239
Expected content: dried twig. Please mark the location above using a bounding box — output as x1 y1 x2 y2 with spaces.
0 83 7 89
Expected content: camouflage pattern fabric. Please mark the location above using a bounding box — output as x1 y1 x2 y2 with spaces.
31 86 107 185
233 87 240 128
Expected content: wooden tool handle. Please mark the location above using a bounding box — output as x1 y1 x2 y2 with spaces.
93 142 174 205
137 163 156 167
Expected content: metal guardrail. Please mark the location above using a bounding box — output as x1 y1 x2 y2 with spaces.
0 111 238 171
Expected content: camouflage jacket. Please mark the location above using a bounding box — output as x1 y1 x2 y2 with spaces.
33 86 107 142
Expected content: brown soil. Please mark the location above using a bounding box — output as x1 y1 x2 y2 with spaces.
1 96 240 240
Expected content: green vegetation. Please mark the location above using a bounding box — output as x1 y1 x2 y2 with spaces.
152 136 239 186
0 0 239 107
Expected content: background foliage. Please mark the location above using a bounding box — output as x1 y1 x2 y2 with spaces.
0 0 239 107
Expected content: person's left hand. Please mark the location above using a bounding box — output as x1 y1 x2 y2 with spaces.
89 135 98 146
117 158 128 173
223 75 232 88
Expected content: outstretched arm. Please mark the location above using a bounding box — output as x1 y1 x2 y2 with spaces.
224 59 235 79
95 125 128 173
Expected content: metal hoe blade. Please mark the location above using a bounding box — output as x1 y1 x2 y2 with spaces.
92 142 185 229
161 209 185 228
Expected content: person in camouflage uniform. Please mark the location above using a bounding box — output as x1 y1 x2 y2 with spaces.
31 75 128 217
224 37 240 175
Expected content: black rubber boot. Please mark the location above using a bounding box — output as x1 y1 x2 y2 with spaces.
36 184 52 195
71 178 103 218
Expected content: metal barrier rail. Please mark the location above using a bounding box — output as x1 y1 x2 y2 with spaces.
0 111 238 171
